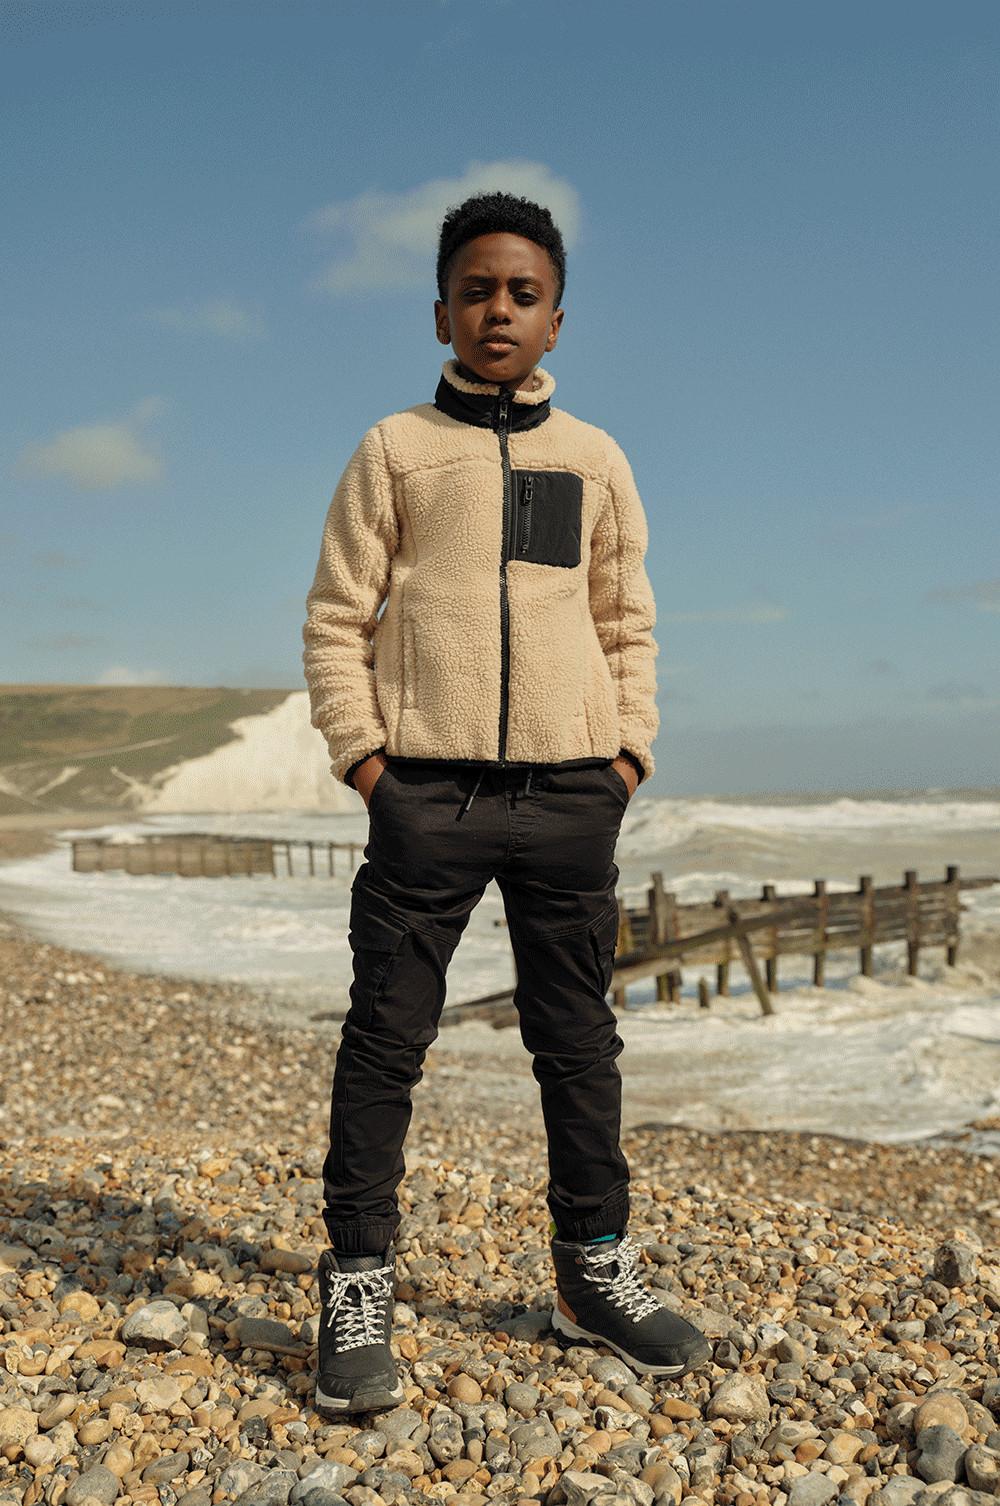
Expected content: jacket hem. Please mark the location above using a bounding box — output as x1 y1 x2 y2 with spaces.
384 753 618 773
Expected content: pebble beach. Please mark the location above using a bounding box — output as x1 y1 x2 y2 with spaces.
2 821 1000 1506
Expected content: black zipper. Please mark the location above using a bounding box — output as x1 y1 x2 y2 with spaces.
496 389 512 763
519 472 534 554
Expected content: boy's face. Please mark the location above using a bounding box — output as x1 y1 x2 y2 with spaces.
435 231 564 391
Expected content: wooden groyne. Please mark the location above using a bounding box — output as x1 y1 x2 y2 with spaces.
71 833 363 878
443 865 997 1027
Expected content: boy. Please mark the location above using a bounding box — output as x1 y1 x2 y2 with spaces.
302 191 711 1414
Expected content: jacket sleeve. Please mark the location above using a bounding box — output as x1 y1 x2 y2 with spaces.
588 436 660 782
302 423 399 786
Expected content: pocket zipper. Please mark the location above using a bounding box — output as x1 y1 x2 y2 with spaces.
519 472 534 554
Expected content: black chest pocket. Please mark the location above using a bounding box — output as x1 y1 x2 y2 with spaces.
511 469 584 569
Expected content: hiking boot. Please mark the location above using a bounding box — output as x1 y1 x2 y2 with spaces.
550 1230 712 1377
315 1244 405 1414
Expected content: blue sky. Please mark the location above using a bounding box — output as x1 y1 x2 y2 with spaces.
3 0 998 794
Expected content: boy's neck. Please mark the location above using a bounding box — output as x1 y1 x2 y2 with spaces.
455 358 539 394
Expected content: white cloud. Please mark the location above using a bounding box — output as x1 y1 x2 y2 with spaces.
303 160 581 295
926 578 1000 614
15 397 165 491
142 298 265 338
660 602 788 625
96 665 169 685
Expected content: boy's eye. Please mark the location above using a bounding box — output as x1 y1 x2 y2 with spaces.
462 288 538 304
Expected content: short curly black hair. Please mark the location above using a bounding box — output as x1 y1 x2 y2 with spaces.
436 191 566 308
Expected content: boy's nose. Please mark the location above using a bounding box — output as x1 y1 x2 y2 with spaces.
486 293 514 321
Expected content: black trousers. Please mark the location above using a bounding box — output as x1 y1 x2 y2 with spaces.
321 757 633 1254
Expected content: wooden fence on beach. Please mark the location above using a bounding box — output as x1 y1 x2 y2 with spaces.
441 865 997 1027
71 833 362 878
69 835 995 1026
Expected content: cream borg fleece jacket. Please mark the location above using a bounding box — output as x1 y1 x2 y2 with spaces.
302 357 659 789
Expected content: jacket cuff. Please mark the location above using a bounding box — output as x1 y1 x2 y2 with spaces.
344 745 386 789
618 748 647 783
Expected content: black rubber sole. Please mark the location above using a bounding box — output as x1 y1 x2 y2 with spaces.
315 1376 405 1415
551 1305 713 1378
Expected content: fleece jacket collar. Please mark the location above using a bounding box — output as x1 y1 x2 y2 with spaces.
434 357 555 432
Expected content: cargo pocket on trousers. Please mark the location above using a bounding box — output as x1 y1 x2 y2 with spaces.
589 898 622 999
347 906 408 1027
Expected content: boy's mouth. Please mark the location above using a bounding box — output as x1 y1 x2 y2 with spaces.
480 337 518 355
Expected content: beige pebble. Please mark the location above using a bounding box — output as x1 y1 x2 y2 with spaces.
57 1291 101 1320
0 1406 38 1450
385 1448 424 1479
103 1440 135 1477
77 1418 113 1445
912 1392 970 1438
38 1394 77 1430
823 1432 864 1465
660 1399 700 1420
447 1372 483 1403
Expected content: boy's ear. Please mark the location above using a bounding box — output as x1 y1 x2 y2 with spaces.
434 298 450 346
545 306 565 352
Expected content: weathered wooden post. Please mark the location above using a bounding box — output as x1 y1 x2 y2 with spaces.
813 879 828 987
612 895 628 1012
697 977 711 1009
859 874 874 976
714 889 731 996
727 906 775 1016
945 864 960 966
648 872 677 1003
904 868 920 976
762 882 778 991
328 843 335 877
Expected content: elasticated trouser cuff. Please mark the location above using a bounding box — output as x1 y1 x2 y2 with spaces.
549 1190 630 1244
323 1213 400 1256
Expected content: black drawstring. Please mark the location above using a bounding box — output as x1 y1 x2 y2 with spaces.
458 767 486 818
457 765 534 817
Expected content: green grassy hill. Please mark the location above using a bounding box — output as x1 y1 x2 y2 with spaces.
0 684 294 815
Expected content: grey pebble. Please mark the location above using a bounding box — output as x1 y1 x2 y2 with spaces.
872 1478 923 1506
510 1413 561 1462
120 1298 190 1350
233 1471 298 1506
63 1465 120 1506
932 1239 979 1288
504 1380 540 1414
290 1462 359 1497
218 1461 266 1498
426 1402 463 1464
141 1450 191 1484
233 1315 301 1352
377 1407 422 1445
964 1444 1000 1494
786 1473 838 1506
588 1354 637 1386
914 1423 968 1484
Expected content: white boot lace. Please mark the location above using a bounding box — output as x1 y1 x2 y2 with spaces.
323 1263 395 1352
578 1233 661 1321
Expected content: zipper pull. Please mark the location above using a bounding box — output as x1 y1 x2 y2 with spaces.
522 473 534 503
498 392 510 429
